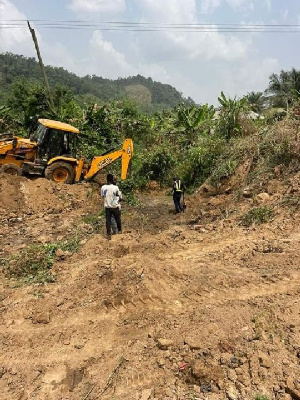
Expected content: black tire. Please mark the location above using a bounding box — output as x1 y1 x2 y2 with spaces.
1 163 23 176
45 162 75 184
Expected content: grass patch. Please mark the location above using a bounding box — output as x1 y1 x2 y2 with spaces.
251 308 280 340
83 210 105 233
2 243 57 285
59 234 81 253
254 395 270 400
241 206 274 227
281 194 300 209
1 235 82 286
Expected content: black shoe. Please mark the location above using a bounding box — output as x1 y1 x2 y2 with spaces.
107 234 112 240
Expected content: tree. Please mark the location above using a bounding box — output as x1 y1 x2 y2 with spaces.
267 68 300 110
245 91 265 113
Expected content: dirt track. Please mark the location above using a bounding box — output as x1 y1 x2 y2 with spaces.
0 173 300 400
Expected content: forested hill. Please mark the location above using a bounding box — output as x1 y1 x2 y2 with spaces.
0 53 194 112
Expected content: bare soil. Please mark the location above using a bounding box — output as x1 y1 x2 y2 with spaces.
0 171 300 400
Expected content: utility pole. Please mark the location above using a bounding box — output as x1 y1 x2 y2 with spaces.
27 20 54 110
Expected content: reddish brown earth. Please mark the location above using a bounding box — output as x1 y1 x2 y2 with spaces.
0 171 300 400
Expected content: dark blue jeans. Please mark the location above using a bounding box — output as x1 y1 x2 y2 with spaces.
173 192 182 213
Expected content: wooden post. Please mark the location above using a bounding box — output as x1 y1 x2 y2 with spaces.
27 20 54 110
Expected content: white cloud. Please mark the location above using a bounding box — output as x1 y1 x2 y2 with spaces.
68 0 125 14
138 0 197 23
225 0 272 13
134 0 250 63
282 8 289 21
228 57 278 96
200 0 221 14
86 31 134 78
225 0 252 8
265 0 271 11
0 0 32 53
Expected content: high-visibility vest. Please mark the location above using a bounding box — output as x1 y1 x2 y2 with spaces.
174 180 182 192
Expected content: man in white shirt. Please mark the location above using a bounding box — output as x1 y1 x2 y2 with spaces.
101 173 122 239
111 183 122 234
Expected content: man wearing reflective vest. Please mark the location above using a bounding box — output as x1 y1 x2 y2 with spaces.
172 177 186 213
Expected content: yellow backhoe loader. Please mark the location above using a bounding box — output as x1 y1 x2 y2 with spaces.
0 119 133 184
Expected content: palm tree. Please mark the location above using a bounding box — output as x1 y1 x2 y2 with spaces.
246 91 265 113
267 68 300 110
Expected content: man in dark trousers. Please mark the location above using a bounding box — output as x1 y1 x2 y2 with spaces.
101 173 122 239
172 177 186 214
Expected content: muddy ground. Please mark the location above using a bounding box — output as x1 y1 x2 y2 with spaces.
0 172 300 400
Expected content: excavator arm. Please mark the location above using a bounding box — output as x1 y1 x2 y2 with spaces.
83 138 133 181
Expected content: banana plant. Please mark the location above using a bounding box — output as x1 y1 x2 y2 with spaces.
217 91 248 140
176 103 215 145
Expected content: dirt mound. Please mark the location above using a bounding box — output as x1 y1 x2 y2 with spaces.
0 174 97 215
0 173 26 213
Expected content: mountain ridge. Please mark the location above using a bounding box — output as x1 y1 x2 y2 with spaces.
0 52 194 113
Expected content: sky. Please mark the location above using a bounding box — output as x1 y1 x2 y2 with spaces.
0 0 299 105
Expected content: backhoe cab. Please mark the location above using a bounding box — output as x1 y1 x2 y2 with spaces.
0 119 133 184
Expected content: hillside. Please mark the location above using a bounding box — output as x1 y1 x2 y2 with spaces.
0 118 300 399
0 53 193 113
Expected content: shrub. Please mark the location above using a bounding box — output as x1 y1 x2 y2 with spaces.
210 158 238 187
137 147 175 184
281 195 300 209
119 178 140 206
269 138 294 167
241 206 274 227
182 135 226 187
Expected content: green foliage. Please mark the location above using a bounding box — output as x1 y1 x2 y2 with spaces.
254 395 270 400
119 178 140 206
1 235 82 286
175 103 215 146
269 138 294 167
0 53 191 113
246 91 266 113
59 235 81 253
7 78 50 132
263 108 286 124
258 130 299 172
281 194 300 209
83 210 105 233
2 243 57 285
137 147 175 185
181 135 225 187
267 68 300 109
0 104 11 117
241 206 274 227
216 91 248 140
210 158 238 187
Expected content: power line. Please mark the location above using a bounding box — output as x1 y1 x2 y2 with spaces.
2 19 300 26
0 20 300 33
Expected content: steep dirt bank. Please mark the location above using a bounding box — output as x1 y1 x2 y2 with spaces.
0 173 300 400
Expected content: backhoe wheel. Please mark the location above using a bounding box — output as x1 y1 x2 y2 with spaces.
1 163 22 176
45 162 75 184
